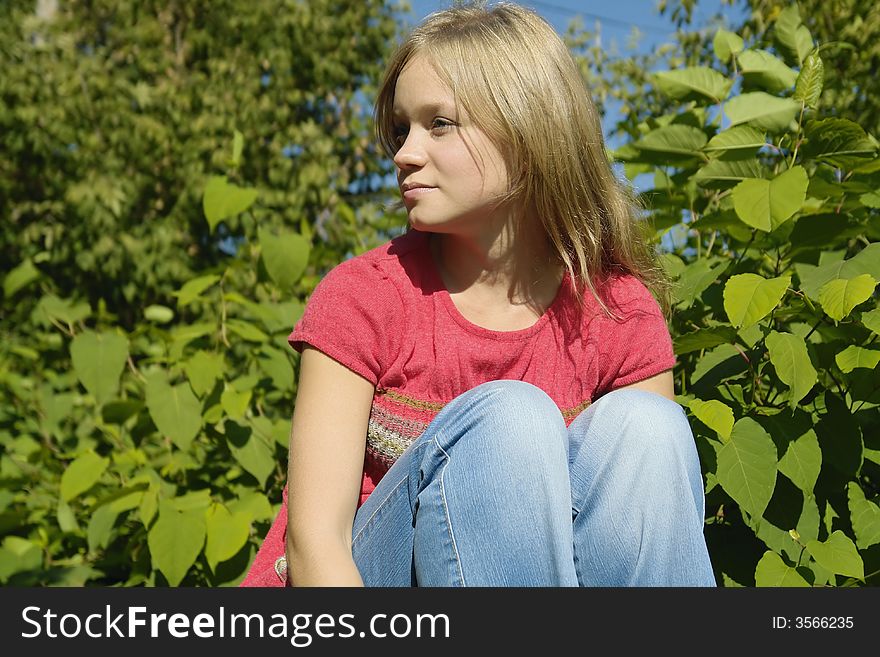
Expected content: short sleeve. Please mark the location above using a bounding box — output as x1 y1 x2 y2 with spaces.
593 276 676 395
288 257 403 386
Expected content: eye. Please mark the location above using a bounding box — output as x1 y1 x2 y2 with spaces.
431 117 456 135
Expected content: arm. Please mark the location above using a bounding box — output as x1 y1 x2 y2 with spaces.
618 369 675 401
285 345 376 586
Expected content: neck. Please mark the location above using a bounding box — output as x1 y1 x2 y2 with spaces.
427 215 564 307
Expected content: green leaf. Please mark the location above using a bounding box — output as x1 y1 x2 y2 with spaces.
139 488 158 527
202 175 258 231
221 384 251 421
184 351 225 397
145 374 202 451
861 191 880 209
732 166 808 232
723 274 790 329
39 294 91 325
56 498 80 533
231 130 244 168
688 399 734 442
773 5 812 66
778 429 821 494
652 67 731 103
226 421 275 488
794 53 824 109
70 331 129 406
862 308 880 336
144 304 174 324
60 451 109 502
228 491 274 522
147 500 206 586
765 331 817 407
257 346 295 391
798 243 880 299
755 551 810 587
87 505 118 553
737 49 798 93
835 346 880 374
717 417 778 519
693 157 763 188
259 228 310 291
818 274 876 321
673 326 738 355
703 126 765 158
802 118 878 169
226 319 269 342
806 531 864 580
673 258 727 306
205 503 251 572
3 259 41 297
724 93 801 132
0 537 42 581
713 28 744 62
174 274 220 307
848 483 880 550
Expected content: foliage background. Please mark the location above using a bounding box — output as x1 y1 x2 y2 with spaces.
1 0 878 586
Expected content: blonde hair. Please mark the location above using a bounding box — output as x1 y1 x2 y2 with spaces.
374 1 669 314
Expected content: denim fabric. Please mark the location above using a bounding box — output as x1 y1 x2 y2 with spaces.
351 380 715 587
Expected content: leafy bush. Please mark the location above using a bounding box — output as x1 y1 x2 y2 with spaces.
1 1 878 587
614 5 880 586
0 0 401 586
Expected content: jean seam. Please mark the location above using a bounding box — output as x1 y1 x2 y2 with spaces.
434 435 466 587
352 474 409 546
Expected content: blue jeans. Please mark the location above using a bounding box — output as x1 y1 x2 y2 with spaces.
351 380 715 586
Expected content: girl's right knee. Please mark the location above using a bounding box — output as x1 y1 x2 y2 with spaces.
420 380 569 485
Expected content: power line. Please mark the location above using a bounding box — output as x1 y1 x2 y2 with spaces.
526 0 676 36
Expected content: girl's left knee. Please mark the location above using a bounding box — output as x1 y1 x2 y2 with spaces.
593 388 690 436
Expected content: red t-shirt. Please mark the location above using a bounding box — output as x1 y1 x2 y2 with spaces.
288 228 675 507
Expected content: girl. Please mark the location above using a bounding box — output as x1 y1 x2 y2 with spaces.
242 2 715 587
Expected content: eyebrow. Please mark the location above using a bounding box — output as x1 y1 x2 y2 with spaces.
391 101 458 119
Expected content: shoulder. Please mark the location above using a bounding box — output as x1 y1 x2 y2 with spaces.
595 273 664 320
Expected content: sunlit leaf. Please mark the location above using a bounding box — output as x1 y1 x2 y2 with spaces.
724 93 801 132
60 451 110 502
732 166 808 231
723 274 790 329
846 483 880 550
794 53 824 109
806 531 864 580
818 274 876 321
778 429 821 494
717 418 778 519
688 399 734 442
205 503 251 572
737 49 798 92
765 331 817 407
147 500 206 586
652 67 731 102
70 331 129 406
755 551 810 587
835 346 880 373
713 28 744 62
259 227 310 291
202 176 258 231
145 374 202 451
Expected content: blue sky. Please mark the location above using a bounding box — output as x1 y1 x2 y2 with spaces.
402 0 746 56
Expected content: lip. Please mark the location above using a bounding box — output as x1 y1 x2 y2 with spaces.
401 183 436 201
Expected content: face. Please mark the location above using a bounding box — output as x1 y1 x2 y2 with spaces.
391 56 510 233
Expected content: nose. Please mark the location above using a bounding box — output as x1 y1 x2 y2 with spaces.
392 129 427 170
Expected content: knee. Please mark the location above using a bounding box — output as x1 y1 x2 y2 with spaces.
589 389 696 468
444 380 568 471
